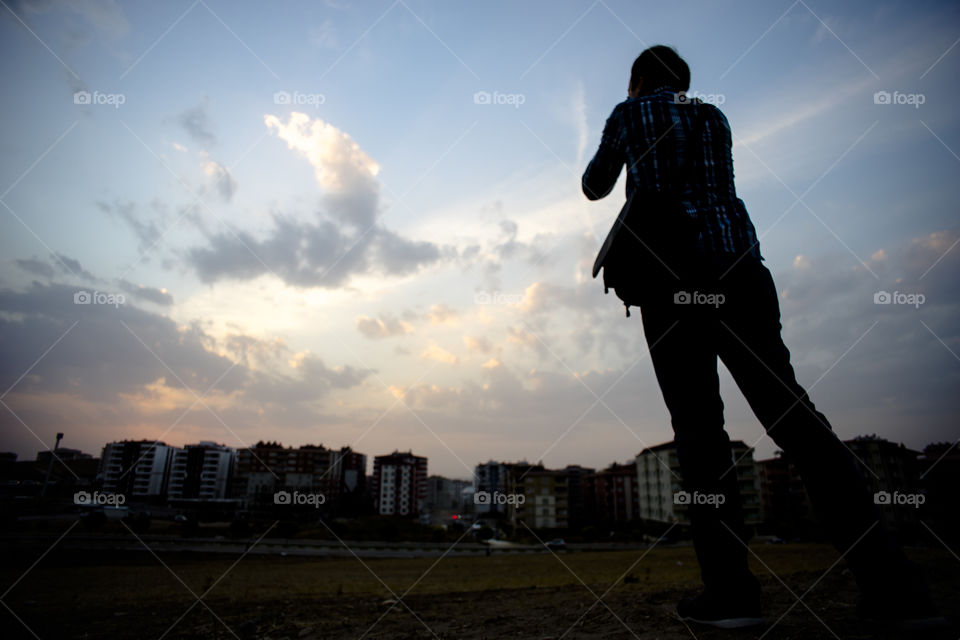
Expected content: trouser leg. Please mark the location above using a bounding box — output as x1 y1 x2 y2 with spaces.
716 260 909 594
641 285 757 594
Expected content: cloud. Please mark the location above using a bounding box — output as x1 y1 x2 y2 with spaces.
14 257 55 279
187 215 369 287
51 253 97 281
177 99 217 147
117 280 173 306
463 335 492 354
0 272 371 459
264 112 379 228
185 113 447 288
506 326 548 359
98 200 165 253
421 344 458 364
355 313 413 339
426 303 458 326
372 227 444 276
202 158 237 202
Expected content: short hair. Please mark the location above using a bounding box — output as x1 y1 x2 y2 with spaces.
630 45 690 93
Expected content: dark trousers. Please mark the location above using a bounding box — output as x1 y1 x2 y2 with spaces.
638 255 908 596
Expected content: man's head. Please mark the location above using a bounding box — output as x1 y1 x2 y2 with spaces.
628 45 690 98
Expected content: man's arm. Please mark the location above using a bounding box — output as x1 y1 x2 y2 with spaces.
582 106 626 201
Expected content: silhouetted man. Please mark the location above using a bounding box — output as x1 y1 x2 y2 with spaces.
582 45 945 631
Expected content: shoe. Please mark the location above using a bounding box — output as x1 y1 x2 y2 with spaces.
858 595 949 632
676 590 765 629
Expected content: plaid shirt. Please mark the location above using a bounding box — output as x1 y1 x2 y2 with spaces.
582 86 762 260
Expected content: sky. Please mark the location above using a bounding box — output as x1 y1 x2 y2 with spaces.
0 0 958 480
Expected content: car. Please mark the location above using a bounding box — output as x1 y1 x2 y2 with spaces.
545 538 567 551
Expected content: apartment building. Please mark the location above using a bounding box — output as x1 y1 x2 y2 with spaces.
98 440 174 497
167 441 235 500
372 451 427 517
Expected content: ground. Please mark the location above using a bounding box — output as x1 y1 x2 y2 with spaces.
1 543 957 639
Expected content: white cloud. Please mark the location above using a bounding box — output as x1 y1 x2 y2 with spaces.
421 344 458 364
356 313 413 339
202 158 237 203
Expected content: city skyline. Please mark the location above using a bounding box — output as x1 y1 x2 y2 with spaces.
2 0 959 478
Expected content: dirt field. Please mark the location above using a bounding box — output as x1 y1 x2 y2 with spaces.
1 543 957 639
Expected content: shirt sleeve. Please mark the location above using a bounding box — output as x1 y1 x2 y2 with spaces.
582 105 626 201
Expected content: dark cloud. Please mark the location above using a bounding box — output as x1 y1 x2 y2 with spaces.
50 253 97 281
117 279 173 306
0 276 371 458
203 159 237 203
14 257 55 278
373 227 443 276
98 200 165 253
186 216 444 288
177 99 216 147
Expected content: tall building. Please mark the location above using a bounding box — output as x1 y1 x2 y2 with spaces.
757 453 814 533
920 442 960 537
512 464 567 529
635 440 760 525
845 435 922 531
98 440 174 497
232 442 363 512
334 446 369 516
36 448 92 464
593 461 640 524
426 475 470 512
474 460 510 518
167 442 235 500
372 451 427 517
563 464 596 529
636 442 682 523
